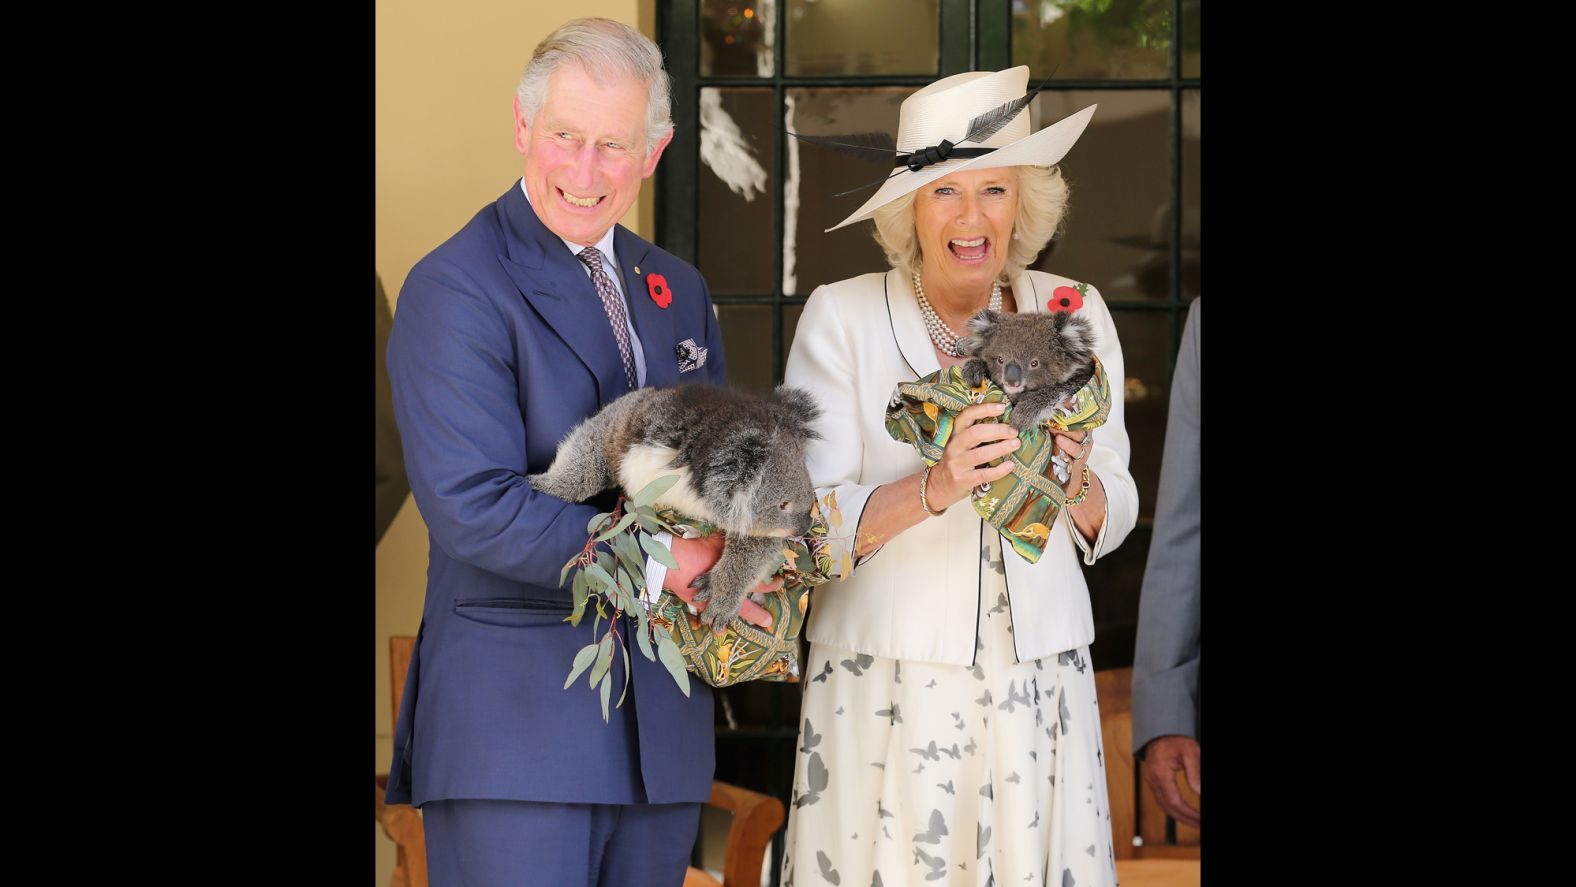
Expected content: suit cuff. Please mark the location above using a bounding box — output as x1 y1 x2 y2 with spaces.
1063 494 1110 565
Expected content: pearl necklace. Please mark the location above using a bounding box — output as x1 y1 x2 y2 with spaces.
912 271 1002 357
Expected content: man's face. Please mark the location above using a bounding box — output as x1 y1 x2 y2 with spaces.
515 63 671 247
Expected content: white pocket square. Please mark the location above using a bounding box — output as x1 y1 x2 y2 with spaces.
675 338 708 373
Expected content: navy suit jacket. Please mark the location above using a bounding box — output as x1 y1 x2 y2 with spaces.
384 182 726 807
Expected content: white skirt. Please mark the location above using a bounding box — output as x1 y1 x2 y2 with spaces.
782 531 1118 887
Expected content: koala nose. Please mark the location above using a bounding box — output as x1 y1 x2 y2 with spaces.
1004 363 1023 385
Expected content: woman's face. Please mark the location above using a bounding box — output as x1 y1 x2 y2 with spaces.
913 166 1020 299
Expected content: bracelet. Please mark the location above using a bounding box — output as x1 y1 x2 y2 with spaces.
1064 466 1091 507
919 464 948 517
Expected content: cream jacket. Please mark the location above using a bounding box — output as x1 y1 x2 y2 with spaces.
783 269 1138 665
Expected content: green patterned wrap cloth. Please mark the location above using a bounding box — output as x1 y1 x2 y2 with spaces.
644 497 844 688
883 356 1111 564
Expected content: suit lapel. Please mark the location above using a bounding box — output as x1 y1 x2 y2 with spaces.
885 269 940 379
615 226 679 389
497 183 629 405
1013 270 1048 314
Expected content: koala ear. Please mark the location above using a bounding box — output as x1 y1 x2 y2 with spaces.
966 308 1000 336
957 309 999 357
1058 314 1099 357
772 385 824 441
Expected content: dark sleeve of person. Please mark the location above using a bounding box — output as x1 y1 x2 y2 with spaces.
1131 297 1201 755
375 273 410 545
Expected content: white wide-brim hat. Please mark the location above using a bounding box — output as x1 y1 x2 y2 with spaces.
823 66 1096 232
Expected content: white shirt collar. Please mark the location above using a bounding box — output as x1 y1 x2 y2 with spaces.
521 180 618 267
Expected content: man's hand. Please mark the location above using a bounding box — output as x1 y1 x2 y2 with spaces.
664 533 777 630
1139 734 1201 829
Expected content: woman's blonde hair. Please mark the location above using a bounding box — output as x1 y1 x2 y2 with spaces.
870 165 1069 282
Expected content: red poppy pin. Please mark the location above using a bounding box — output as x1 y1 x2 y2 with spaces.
646 273 672 309
1051 284 1086 312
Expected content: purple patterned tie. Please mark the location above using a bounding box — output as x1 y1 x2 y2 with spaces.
577 246 637 391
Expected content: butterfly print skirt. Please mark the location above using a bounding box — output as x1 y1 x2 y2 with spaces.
782 531 1118 887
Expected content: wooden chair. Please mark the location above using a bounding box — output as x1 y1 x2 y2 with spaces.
376 636 785 887
1095 666 1200 887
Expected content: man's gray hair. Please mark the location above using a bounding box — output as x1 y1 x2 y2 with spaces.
515 17 674 154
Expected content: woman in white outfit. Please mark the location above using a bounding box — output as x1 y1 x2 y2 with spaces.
781 66 1138 887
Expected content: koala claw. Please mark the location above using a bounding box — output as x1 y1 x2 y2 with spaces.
689 572 713 602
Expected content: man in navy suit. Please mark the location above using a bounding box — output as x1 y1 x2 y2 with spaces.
384 17 773 886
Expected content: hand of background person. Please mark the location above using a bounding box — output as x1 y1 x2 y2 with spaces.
1140 734 1201 829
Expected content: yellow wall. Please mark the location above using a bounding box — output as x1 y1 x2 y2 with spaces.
376 3 653 881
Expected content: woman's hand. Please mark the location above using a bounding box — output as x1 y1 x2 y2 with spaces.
924 402 1022 510
1053 425 1093 486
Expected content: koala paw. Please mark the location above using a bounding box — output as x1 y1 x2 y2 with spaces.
1007 408 1043 432
960 358 989 389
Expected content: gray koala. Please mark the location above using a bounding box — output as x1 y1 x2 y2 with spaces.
956 309 1098 431
528 384 822 630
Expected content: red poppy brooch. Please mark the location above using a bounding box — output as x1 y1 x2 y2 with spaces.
1051 283 1086 312
646 273 672 309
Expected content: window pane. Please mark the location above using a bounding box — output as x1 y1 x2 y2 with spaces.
699 88 777 295
1029 90 1171 303
786 0 939 76
1011 0 1171 80
1182 0 1201 77
1182 89 1200 301
717 304 776 393
1107 307 1170 523
783 87 907 295
701 0 776 77
782 303 803 379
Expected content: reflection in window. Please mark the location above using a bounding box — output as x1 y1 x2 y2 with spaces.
783 87 907 295
700 88 775 294
701 0 776 77
786 0 939 76
1012 0 1173 80
1030 90 1172 302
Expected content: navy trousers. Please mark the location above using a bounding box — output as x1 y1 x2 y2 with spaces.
422 799 703 887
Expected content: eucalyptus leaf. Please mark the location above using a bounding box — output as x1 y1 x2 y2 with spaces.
612 533 645 582
599 667 612 721
559 555 578 588
564 643 600 689
618 636 631 708
639 531 679 569
632 474 680 508
590 634 614 686
587 511 612 535
596 511 639 541
585 560 617 592
615 567 637 612
635 614 655 661
570 570 589 623
655 632 692 698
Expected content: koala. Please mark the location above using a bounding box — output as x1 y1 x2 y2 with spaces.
528 384 822 630
955 308 1098 432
